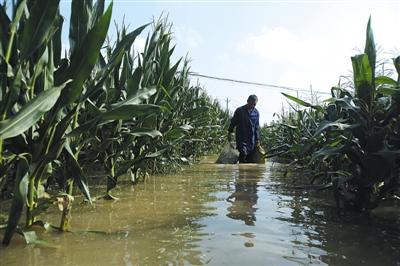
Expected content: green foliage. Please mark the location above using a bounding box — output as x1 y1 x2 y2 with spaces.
0 80 70 139
263 18 400 212
0 0 229 245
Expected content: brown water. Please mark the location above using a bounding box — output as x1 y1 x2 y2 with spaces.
1 157 400 265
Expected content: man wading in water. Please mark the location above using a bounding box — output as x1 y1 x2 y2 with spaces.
228 95 260 163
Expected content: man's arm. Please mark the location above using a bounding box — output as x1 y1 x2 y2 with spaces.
255 110 260 142
228 109 239 133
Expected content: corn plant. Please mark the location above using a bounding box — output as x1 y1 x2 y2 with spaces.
0 1 230 246
0 0 120 244
264 18 400 212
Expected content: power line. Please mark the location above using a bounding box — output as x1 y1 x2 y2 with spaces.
188 72 331 95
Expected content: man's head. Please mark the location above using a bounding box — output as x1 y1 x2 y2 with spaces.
246 94 258 109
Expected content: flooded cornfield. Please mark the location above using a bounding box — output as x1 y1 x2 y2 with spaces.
1 157 399 265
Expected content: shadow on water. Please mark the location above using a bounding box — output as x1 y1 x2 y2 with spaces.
226 166 264 226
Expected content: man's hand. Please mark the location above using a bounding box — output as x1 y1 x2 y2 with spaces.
256 140 266 156
256 140 261 148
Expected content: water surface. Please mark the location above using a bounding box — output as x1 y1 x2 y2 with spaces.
1 157 399 265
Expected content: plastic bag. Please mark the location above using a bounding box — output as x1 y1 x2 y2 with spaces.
215 141 239 164
250 145 266 164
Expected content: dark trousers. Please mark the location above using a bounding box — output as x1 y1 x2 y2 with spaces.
239 149 256 163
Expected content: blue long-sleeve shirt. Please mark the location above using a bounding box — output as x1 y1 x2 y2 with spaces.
228 105 260 154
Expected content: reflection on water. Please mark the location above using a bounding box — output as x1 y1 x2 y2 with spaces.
1 157 399 265
226 166 263 226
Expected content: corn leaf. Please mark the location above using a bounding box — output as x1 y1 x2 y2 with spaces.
127 67 143 97
69 0 92 53
375 76 397 87
281 92 324 112
18 230 58 248
129 128 162 138
2 157 29 245
111 87 157 108
65 143 92 203
364 17 376 78
351 53 373 104
20 0 60 59
0 80 70 140
0 3 10 58
52 13 63 67
100 104 160 121
61 2 113 104
313 120 356 137
90 0 105 29
394 56 400 84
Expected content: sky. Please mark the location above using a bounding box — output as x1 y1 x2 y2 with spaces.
60 0 400 124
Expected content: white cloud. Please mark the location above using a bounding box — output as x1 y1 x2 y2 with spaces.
236 25 364 93
236 8 400 91
173 26 203 49
238 26 302 63
232 14 399 123
239 26 354 67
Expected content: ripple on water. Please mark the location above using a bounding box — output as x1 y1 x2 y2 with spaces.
1 157 399 265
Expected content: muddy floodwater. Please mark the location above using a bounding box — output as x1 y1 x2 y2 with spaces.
1 157 400 265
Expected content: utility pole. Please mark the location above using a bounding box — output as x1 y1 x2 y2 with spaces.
225 97 230 112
